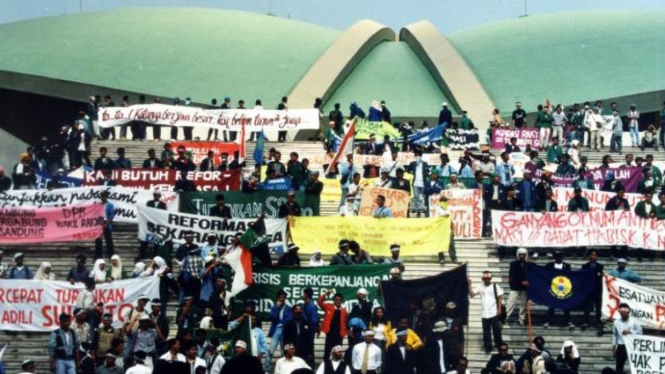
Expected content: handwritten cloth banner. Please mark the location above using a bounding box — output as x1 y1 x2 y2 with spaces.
178 190 318 218
602 275 665 330
0 187 179 223
289 216 451 256
84 169 240 192
98 104 320 132
236 265 392 319
623 335 665 374
428 189 483 239
552 187 657 212
0 278 159 332
534 166 643 192
446 128 480 150
169 141 241 165
0 204 104 244
137 205 287 252
491 210 665 250
359 186 410 218
492 128 543 149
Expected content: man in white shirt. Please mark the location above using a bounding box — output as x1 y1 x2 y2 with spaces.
586 107 605 151
469 271 503 353
316 345 351 374
274 344 311 374
183 340 206 374
160 338 186 362
383 153 403 180
612 303 643 374
351 330 382 374
551 105 568 141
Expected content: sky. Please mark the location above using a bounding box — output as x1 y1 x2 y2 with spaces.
1 0 664 34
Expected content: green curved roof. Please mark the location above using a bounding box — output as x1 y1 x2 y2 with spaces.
323 41 450 118
448 10 665 113
0 8 341 106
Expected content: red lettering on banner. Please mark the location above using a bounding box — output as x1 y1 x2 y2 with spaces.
656 305 665 322
1 310 33 324
41 305 74 327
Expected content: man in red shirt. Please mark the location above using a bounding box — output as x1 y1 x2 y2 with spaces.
318 290 348 363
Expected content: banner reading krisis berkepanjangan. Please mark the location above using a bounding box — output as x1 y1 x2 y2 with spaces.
235 264 392 319
179 191 319 218
137 205 287 252
0 278 159 332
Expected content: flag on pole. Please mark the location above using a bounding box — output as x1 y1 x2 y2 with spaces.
239 120 246 161
253 130 265 166
225 217 269 296
325 120 355 175
204 318 254 356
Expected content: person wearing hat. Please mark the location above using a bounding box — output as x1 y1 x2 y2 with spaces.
278 190 303 218
351 329 382 374
92 313 123 366
422 320 453 373
609 258 642 284
439 102 453 127
123 294 151 361
374 167 392 188
48 313 79 374
7 252 33 279
278 243 302 267
330 239 354 265
19 359 37 374
445 173 465 190
384 327 417 374
521 343 546 374
612 303 643 373
218 341 263 374
542 252 574 329
131 313 160 369
283 305 316 369
95 351 123 374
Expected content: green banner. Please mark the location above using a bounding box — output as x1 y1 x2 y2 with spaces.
201 318 253 356
235 264 393 319
355 119 401 140
179 190 320 217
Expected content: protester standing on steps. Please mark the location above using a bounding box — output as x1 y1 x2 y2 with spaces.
95 190 116 259
469 271 503 353
581 249 604 334
612 303 642 374
505 248 529 326
318 290 348 363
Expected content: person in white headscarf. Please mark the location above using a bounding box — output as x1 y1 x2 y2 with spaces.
91 259 107 283
555 340 580 373
199 316 214 330
108 254 124 281
34 262 56 280
132 262 147 278
309 251 325 267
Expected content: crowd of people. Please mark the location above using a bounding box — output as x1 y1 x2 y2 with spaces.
2 94 665 374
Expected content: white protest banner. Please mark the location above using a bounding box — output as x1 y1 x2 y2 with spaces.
0 187 179 223
623 334 665 374
603 275 665 330
491 210 665 249
0 278 159 332
428 189 482 239
98 104 320 132
553 188 658 212
137 205 287 251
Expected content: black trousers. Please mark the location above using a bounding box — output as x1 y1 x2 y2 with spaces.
583 292 602 325
153 124 161 140
278 130 287 142
170 126 179 140
323 334 343 363
482 316 503 350
207 128 218 140
95 227 114 259
616 344 628 374
183 126 193 140
545 308 571 324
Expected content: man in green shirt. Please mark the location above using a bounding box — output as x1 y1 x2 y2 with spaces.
459 110 473 129
546 137 563 164
645 154 662 187
572 168 595 190
287 152 307 191
656 193 665 220
536 105 553 151
567 187 590 212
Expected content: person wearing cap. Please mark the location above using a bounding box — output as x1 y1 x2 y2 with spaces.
265 290 294 372
469 271 504 353
131 314 160 368
316 345 350 374
384 327 417 374
92 313 123 366
374 167 392 188
19 358 37 374
609 258 642 284
279 190 303 218
422 320 453 373
7 252 33 279
516 168 537 212
123 295 150 361
439 102 453 127
330 240 354 266
351 329 382 374
283 305 315 367
521 343 546 374
218 341 263 374
612 303 642 373
445 173 465 190
95 351 123 374
48 313 79 374
506 248 529 326
278 243 302 267
385 244 405 273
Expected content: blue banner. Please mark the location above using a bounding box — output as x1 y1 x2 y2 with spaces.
526 263 598 310
260 177 292 191
35 171 83 190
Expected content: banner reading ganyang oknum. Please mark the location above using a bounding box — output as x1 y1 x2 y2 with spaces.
235 264 393 319
137 205 287 251
0 278 159 332
492 210 665 250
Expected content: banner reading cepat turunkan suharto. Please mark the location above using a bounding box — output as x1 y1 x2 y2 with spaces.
98 104 320 132
0 278 159 331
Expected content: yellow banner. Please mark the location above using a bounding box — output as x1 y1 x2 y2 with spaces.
289 216 451 256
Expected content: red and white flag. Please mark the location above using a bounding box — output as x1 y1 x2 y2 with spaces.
325 120 355 175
